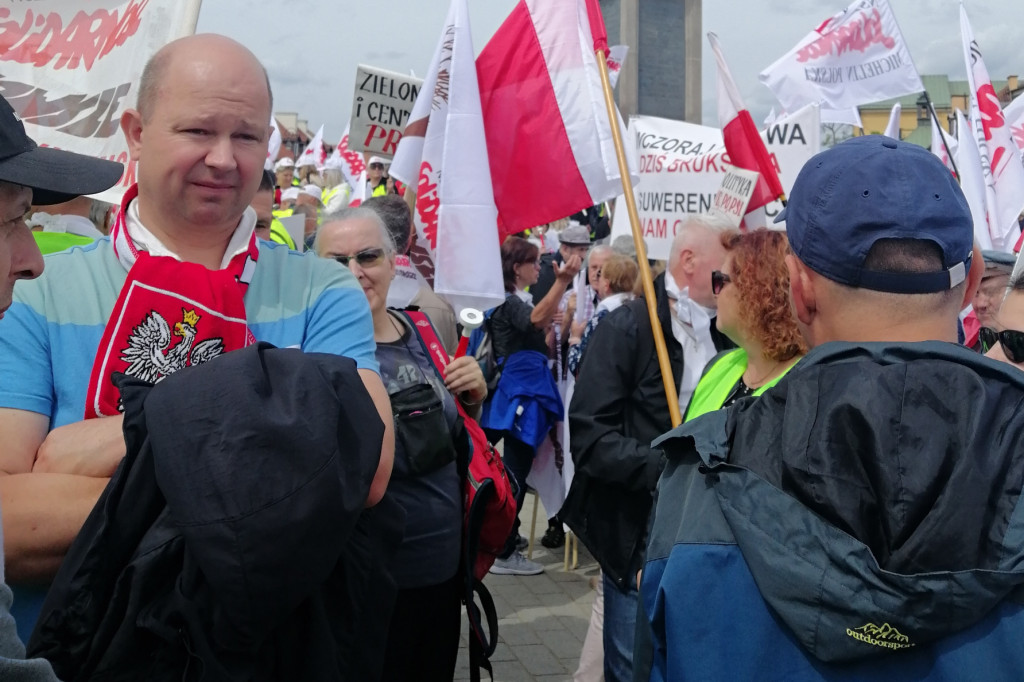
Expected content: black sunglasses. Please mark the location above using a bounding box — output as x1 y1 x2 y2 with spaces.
979 327 1024 363
369 162 385 170
332 248 386 268
711 270 732 296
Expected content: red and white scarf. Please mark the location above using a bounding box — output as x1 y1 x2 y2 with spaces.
85 185 259 419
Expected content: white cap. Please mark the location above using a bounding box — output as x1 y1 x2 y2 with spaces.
281 187 300 202
274 158 294 170
323 156 343 171
301 184 323 203
367 156 387 166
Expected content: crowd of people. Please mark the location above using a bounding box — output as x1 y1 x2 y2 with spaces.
0 29 1023 682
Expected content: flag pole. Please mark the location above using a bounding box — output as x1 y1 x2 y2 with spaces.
594 48 682 428
923 91 960 183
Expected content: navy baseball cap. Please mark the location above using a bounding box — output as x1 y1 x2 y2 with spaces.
0 95 123 205
776 135 973 294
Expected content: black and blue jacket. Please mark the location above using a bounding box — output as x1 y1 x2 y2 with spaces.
642 342 1024 681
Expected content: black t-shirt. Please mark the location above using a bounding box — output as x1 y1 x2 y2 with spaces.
490 293 548 360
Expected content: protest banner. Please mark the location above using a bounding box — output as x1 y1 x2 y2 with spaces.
760 0 922 114
711 166 760 228
612 104 821 260
0 0 201 205
349 64 423 157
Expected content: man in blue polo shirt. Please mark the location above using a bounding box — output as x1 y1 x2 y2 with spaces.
0 34 394 641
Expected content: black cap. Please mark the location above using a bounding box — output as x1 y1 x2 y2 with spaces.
0 95 123 205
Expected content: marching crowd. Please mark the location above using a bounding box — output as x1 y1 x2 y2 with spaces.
0 30 1024 682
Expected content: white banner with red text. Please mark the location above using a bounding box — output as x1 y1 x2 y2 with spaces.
0 0 201 205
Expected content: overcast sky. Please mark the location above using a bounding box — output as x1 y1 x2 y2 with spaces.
195 0 1017 139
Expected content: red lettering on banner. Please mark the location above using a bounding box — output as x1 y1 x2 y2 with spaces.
0 1 149 71
383 128 403 155
796 9 896 63
416 161 440 250
975 84 1006 142
363 124 387 149
338 135 366 175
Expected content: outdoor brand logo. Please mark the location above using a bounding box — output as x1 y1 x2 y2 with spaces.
797 8 896 63
846 622 914 650
120 307 225 384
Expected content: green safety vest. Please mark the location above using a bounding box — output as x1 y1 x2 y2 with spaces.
33 231 94 255
272 207 293 220
684 348 796 422
269 218 296 249
371 183 387 197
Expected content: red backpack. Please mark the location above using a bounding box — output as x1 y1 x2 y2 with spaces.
401 310 517 680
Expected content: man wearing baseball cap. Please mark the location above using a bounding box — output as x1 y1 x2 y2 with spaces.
640 136 1024 680
0 93 122 680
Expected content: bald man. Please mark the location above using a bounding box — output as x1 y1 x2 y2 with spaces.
0 34 393 639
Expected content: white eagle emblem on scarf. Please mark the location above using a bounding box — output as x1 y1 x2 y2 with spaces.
120 308 225 384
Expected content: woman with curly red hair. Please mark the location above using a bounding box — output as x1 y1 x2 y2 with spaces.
685 228 808 420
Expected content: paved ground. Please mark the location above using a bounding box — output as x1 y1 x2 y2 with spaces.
455 493 600 682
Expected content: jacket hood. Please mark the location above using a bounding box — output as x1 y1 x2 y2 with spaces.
656 341 1024 662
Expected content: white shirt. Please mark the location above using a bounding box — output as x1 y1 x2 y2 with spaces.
666 273 718 413
126 200 256 270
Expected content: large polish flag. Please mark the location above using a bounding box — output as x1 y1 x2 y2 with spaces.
328 123 367 190
388 0 505 313
295 124 326 168
709 33 785 213
960 4 1024 251
477 0 637 239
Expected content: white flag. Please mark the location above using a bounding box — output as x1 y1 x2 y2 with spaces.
1004 95 1024 154
760 0 923 114
389 0 504 313
607 45 629 89
929 104 959 175
295 124 326 168
883 103 901 140
265 117 282 171
960 4 1024 251
3 0 201 205
956 109 992 250
328 123 368 190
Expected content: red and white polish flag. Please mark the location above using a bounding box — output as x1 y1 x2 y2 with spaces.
960 4 1024 252
295 124 326 169
709 32 785 214
476 0 637 240
388 0 505 313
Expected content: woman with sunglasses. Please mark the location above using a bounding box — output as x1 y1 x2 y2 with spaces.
982 270 1024 369
315 207 487 681
685 229 807 421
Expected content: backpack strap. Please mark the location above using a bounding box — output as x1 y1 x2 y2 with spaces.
398 309 499 682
